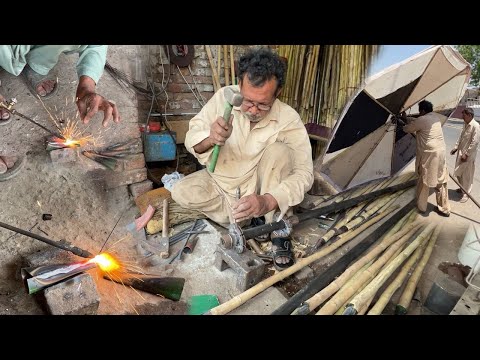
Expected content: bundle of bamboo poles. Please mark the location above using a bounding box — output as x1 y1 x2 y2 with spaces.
277 45 378 158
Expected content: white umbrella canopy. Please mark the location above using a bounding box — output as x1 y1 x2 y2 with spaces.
315 45 471 193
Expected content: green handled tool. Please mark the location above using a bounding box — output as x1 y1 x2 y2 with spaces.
208 87 243 172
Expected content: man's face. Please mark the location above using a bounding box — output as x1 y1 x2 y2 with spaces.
239 76 278 123
462 110 473 123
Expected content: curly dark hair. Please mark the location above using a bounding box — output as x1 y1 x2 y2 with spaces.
237 47 286 90
418 100 433 113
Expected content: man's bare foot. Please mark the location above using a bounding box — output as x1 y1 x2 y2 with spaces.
36 79 57 97
0 156 17 174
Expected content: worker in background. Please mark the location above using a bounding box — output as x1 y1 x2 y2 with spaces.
171 47 314 270
0 45 120 181
450 107 479 203
401 100 451 216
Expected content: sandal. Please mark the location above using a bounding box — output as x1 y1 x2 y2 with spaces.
21 64 59 99
0 155 27 182
271 237 295 271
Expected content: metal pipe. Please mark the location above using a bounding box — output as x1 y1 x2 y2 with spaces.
0 221 92 258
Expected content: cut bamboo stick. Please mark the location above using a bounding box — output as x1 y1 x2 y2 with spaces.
367 231 431 315
207 205 398 315
345 224 435 314
395 226 442 314
316 222 423 315
292 219 421 315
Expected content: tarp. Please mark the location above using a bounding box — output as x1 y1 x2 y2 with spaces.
316 45 471 192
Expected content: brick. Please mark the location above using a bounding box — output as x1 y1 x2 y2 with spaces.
23 248 76 268
44 273 100 315
122 153 146 171
49 148 79 164
129 180 153 199
105 168 147 188
170 75 213 85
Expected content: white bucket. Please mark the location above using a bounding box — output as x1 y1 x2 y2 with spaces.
458 223 480 290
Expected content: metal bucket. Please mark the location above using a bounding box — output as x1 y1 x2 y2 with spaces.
457 223 480 290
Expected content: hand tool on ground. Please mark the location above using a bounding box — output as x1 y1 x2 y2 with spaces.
0 220 92 258
208 87 243 173
158 199 170 258
0 98 66 140
169 219 201 264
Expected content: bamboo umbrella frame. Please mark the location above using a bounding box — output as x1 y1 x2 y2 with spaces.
395 226 442 315
344 224 436 314
206 205 398 315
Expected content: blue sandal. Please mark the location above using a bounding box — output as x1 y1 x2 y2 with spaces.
21 64 59 99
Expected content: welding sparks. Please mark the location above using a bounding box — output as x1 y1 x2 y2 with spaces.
37 95 104 150
89 253 121 272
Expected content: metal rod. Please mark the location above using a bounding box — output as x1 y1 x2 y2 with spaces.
3 107 65 140
0 221 92 258
448 172 480 210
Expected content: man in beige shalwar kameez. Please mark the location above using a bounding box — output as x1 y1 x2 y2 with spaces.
451 107 479 203
402 100 451 216
171 48 314 270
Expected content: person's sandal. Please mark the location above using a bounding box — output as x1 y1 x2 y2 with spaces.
271 237 295 271
0 155 27 182
21 64 59 99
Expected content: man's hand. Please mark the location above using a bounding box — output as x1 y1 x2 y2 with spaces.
232 193 278 222
209 115 233 146
450 148 457 155
76 75 120 127
461 154 468 162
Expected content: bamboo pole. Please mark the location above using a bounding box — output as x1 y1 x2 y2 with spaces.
223 45 229 86
345 224 435 314
334 238 409 315
333 261 374 315
292 219 422 315
217 45 222 87
367 232 431 315
395 226 442 315
316 222 423 315
206 205 398 315
205 45 221 92
230 45 235 85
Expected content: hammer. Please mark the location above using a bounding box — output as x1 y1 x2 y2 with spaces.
208 87 243 172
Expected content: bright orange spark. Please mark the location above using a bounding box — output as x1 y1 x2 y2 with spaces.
88 253 121 272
